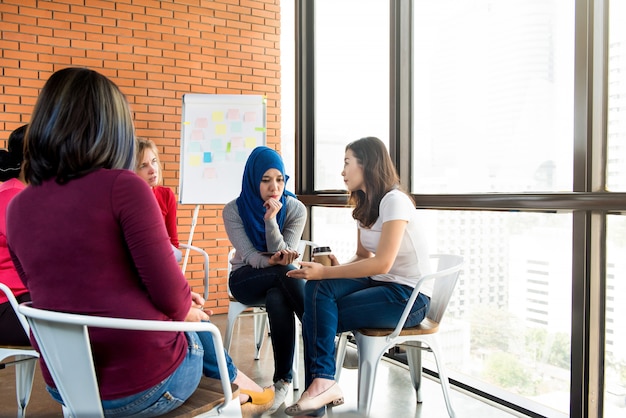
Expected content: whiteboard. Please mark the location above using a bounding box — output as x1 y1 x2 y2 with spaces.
179 94 266 204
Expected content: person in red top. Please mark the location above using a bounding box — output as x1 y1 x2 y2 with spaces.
135 138 183 262
0 124 29 346
7 67 273 417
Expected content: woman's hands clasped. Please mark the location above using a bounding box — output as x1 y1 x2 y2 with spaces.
185 291 212 322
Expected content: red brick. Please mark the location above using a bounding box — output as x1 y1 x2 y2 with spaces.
70 5 104 17
19 6 53 19
0 0 281 308
54 12 85 23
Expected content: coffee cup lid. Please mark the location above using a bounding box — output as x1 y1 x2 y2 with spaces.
313 246 331 254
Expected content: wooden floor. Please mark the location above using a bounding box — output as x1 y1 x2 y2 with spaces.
0 313 521 418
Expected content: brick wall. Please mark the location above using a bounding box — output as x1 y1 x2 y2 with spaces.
0 0 282 313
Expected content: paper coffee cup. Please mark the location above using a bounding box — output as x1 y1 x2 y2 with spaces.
312 246 332 266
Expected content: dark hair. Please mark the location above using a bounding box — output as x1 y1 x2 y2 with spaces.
347 136 413 228
24 67 135 185
0 124 28 182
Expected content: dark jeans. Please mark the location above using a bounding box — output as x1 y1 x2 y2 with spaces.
0 292 31 346
229 264 305 382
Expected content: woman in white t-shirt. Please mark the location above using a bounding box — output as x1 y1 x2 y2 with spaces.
285 136 432 417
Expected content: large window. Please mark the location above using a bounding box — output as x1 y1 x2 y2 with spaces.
606 0 626 191
314 0 390 191
411 1 575 416
606 215 626 417
603 2 626 416
281 0 296 193
293 1 626 417
424 210 573 416
412 0 574 193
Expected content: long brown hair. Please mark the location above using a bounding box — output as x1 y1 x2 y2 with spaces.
347 136 413 228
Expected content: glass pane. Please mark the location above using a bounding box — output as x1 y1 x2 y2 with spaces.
605 215 626 417
606 0 626 191
310 207 357 263
423 210 572 416
315 0 390 191
280 0 296 193
412 0 575 193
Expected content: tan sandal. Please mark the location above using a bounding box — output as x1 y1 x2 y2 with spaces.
284 383 344 416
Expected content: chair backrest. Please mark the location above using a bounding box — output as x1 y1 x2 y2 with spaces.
426 254 464 323
18 302 233 418
0 282 30 335
227 248 237 297
179 243 210 300
296 240 318 263
390 254 464 339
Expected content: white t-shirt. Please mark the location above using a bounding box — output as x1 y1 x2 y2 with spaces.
358 189 433 297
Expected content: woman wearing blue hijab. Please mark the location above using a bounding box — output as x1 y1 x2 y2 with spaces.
223 146 307 413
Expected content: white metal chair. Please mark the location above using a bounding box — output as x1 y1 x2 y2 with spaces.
224 240 317 391
335 254 464 417
18 302 241 418
0 283 39 418
180 243 210 300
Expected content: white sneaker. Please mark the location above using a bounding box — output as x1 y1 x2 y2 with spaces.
267 379 290 414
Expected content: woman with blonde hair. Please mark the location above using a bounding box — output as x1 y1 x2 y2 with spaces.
135 138 182 261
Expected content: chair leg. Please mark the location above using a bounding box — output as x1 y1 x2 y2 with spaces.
292 318 301 391
225 302 249 352
15 356 37 418
205 397 242 418
253 311 267 360
404 342 424 403
353 334 389 416
334 332 349 382
62 405 72 418
428 338 456 418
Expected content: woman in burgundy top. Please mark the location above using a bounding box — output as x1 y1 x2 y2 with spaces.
7 67 272 417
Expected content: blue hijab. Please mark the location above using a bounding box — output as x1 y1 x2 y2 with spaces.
236 146 296 252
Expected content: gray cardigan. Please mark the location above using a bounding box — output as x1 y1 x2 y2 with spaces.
223 196 307 271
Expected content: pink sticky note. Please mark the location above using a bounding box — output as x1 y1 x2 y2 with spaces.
196 118 208 129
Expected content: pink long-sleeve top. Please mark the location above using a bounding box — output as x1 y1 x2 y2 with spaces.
7 169 191 400
0 178 27 304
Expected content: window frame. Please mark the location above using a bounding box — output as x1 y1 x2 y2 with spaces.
293 1 622 417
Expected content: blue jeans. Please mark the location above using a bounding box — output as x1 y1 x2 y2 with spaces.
302 278 430 388
48 330 238 417
229 264 305 382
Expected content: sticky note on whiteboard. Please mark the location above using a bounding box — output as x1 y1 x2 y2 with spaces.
244 137 256 148
189 155 202 166
212 111 224 122
243 112 256 122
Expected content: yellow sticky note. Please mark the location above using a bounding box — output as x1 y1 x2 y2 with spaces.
189 155 202 166
212 111 224 122
215 124 227 135
244 137 257 148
